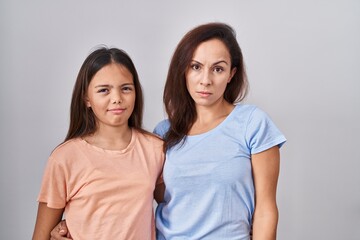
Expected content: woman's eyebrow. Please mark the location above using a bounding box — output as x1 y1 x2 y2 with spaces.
191 60 229 66
212 60 229 65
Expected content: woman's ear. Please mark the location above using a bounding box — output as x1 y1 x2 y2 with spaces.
228 67 237 83
85 96 91 108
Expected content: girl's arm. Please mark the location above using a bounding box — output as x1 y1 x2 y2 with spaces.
251 146 280 240
32 202 64 240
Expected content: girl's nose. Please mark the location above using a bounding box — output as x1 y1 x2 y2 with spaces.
112 92 123 104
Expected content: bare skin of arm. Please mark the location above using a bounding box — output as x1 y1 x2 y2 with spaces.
154 182 165 204
251 146 280 240
32 202 64 240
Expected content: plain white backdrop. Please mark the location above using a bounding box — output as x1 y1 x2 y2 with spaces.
1 0 359 239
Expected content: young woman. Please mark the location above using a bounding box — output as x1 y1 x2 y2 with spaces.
51 23 286 240
32 47 164 240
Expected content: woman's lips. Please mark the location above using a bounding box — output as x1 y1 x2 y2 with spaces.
197 91 212 97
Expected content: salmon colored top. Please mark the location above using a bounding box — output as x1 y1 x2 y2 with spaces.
38 129 164 239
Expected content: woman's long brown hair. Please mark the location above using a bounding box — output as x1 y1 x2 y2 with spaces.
163 22 249 149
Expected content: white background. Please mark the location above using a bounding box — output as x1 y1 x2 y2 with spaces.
1 0 359 239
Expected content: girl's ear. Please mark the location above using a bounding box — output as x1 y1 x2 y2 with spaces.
228 67 237 83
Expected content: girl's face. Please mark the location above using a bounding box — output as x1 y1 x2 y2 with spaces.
85 63 135 130
185 38 236 108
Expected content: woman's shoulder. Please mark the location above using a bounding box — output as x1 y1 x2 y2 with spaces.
153 119 170 138
227 104 276 133
234 103 258 113
233 105 283 135
231 104 260 120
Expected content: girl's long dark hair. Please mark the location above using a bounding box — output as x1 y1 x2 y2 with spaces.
65 47 145 142
163 22 248 149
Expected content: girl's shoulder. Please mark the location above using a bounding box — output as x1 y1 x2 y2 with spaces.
47 138 84 164
51 138 82 154
134 129 164 148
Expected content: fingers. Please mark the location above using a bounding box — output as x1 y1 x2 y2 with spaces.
50 220 72 240
50 237 72 240
59 220 68 235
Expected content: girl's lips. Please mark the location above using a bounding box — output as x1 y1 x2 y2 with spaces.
108 108 125 114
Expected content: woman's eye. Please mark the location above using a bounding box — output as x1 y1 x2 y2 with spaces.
191 64 201 71
213 67 224 73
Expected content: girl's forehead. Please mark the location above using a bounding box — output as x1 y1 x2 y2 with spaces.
90 64 133 83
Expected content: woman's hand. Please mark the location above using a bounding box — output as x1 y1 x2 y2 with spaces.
50 220 72 240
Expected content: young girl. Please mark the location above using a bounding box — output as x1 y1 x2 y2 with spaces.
32 47 164 240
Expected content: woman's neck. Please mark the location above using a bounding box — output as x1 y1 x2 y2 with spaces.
189 100 234 135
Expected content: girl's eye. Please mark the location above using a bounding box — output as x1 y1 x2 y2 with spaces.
97 88 109 93
122 86 134 93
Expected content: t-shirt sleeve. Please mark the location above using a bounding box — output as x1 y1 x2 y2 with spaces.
245 107 286 154
153 119 170 138
37 156 68 209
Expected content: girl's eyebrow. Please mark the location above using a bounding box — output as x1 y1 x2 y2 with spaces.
94 83 134 88
95 84 112 88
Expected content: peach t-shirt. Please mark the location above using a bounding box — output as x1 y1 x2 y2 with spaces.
38 129 164 239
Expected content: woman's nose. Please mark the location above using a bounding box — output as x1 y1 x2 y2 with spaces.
200 70 212 86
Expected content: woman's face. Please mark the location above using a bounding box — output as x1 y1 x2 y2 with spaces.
85 63 136 130
185 38 236 108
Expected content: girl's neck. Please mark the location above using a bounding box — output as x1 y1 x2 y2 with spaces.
84 125 133 151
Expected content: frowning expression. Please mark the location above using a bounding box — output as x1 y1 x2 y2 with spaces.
185 38 236 107
85 63 135 129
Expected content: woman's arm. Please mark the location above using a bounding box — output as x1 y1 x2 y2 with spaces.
251 146 280 240
32 202 64 240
